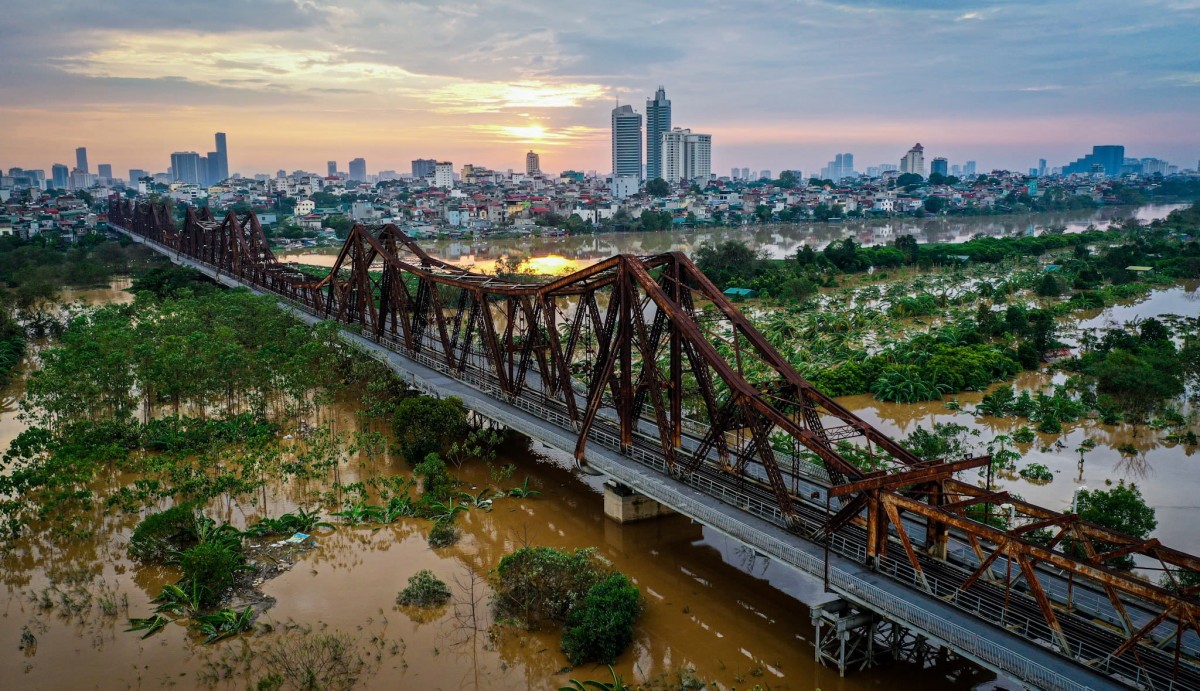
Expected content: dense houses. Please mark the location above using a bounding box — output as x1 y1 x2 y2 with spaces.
1 163 1197 242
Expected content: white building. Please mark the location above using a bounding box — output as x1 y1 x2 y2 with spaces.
900 143 926 177
434 161 454 189
661 128 712 184
294 199 315 215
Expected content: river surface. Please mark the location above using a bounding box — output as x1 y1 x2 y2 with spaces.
280 204 1186 275
0 282 1001 689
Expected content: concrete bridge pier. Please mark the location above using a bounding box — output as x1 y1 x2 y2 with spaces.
603 481 677 523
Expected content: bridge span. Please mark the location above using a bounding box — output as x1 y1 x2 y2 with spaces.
108 199 1200 690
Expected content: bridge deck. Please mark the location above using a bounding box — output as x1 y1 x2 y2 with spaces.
115 226 1128 691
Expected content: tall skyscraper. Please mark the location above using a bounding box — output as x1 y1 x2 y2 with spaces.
214 132 229 181
327 161 337 177
526 150 540 176
170 151 203 184
645 86 671 181
611 104 643 180
52 163 69 189
821 153 855 181
964 160 977 176
412 159 436 179
730 167 740 180
900 143 926 177
930 157 948 177
75 147 89 175
741 167 750 181
1038 159 1047 177
205 152 221 186
348 157 367 182
129 169 148 185
97 164 113 183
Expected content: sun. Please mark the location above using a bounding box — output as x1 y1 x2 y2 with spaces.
502 125 547 141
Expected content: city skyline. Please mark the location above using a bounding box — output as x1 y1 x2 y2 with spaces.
2 1 1198 177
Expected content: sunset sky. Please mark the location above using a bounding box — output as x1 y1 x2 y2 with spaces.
2 0 1198 178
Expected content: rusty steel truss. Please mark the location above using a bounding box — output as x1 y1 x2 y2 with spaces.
109 198 1200 688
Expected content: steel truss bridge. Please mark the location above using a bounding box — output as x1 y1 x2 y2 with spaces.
109 199 1200 690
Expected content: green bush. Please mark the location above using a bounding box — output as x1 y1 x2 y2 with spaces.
1019 463 1054 482
392 396 470 464
178 541 245 607
561 573 642 665
414 452 454 501
397 569 451 607
493 546 605 626
129 504 199 562
427 518 460 548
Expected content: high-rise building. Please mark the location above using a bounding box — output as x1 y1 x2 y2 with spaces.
412 159 436 179
348 157 367 182
205 152 221 186
900 143 925 177
75 147 89 175
930 157 948 177
964 161 977 176
129 169 148 185
611 104 643 180
730 167 740 180
327 161 337 177
821 153 855 181
170 151 203 184
1038 159 1047 177
214 132 229 182
434 161 454 188
661 128 712 184
97 164 113 183
51 163 69 189
741 167 750 181
1063 145 1125 176
526 150 540 176
645 86 671 181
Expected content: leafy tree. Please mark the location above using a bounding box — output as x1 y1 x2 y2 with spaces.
392 396 470 464
325 215 354 239
777 170 799 188
645 178 670 197
561 573 642 665
896 173 923 187
1075 481 1156 570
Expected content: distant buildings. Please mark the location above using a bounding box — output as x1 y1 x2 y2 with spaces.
964 160 977 176
214 132 229 182
821 153 855 181
97 164 113 184
129 169 147 184
1063 145 1124 176
170 151 203 185
75 147 89 175
51 163 69 189
348 157 367 182
526 150 540 176
930 157 948 177
900 143 925 177
412 158 436 179
327 161 337 177
645 86 671 181
611 104 643 180
434 161 454 188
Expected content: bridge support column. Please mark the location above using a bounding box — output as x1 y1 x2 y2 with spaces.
603 481 675 524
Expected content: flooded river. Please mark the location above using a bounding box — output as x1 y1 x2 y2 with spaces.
0 283 1001 689
280 204 1187 275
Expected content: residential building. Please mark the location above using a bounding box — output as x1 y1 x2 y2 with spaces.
741 167 749 181
1038 159 1047 177
75 147 89 175
434 161 454 188
900 143 925 177
412 158 436 179
660 128 712 184
611 104 642 180
170 151 203 185
348 157 367 182
526 150 540 176
931 157 948 177
964 160 977 176
645 86 671 180
730 167 740 180
821 153 855 181
327 161 337 177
